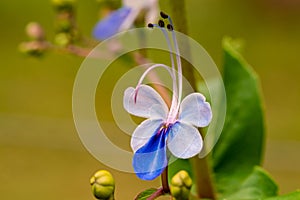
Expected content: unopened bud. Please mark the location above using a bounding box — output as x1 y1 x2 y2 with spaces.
26 22 45 41
90 170 115 200
51 0 76 11
18 41 47 57
170 170 192 200
54 33 71 46
56 19 72 33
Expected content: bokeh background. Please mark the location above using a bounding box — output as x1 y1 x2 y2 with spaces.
0 0 299 199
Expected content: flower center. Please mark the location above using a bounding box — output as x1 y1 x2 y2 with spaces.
158 122 175 136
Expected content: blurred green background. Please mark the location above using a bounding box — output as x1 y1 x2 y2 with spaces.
0 0 299 199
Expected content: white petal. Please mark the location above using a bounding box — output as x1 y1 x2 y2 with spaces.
123 0 157 9
121 0 159 30
122 0 141 8
179 93 212 127
145 0 159 24
123 84 169 119
167 122 203 159
131 119 164 152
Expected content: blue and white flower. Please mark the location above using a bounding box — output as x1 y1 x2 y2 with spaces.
93 0 159 40
123 14 212 180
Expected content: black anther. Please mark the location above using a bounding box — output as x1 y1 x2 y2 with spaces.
160 11 169 19
158 20 165 27
167 24 173 31
148 23 154 28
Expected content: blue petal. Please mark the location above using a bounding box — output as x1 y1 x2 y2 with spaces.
93 7 132 40
133 126 168 180
131 118 164 153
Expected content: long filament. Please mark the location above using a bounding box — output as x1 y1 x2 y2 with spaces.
153 24 177 95
167 16 183 113
152 24 179 117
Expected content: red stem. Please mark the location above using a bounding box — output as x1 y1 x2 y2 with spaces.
161 167 170 194
147 188 165 200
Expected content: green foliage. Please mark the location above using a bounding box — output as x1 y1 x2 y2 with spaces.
264 191 300 200
212 37 266 197
135 188 158 200
226 166 278 199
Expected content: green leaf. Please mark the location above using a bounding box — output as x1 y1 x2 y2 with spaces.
135 188 158 200
264 191 300 200
212 37 266 196
226 166 278 199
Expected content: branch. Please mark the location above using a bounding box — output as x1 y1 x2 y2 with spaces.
147 188 165 200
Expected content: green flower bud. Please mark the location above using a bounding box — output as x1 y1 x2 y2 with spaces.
55 19 72 33
90 170 115 200
26 22 45 41
51 0 76 11
54 33 71 46
18 41 47 57
170 170 193 200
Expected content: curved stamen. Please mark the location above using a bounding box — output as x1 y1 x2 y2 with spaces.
134 63 176 103
167 16 183 113
150 24 180 124
151 24 177 88
145 14 183 123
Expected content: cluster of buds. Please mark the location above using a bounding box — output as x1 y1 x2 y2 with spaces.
18 22 48 56
52 0 79 46
90 170 115 200
170 170 193 200
19 0 84 57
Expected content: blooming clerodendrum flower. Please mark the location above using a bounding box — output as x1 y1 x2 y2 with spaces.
123 12 212 180
93 0 159 40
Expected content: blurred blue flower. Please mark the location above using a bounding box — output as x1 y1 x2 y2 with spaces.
93 0 159 40
123 14 212 180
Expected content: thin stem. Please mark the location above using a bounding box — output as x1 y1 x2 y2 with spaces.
169 0 196 91
169 0 216 199
45 41 173 107
147 188 165 200
137 167 169 199
161 167 170 194
66 45 113 59
192 156 216 199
